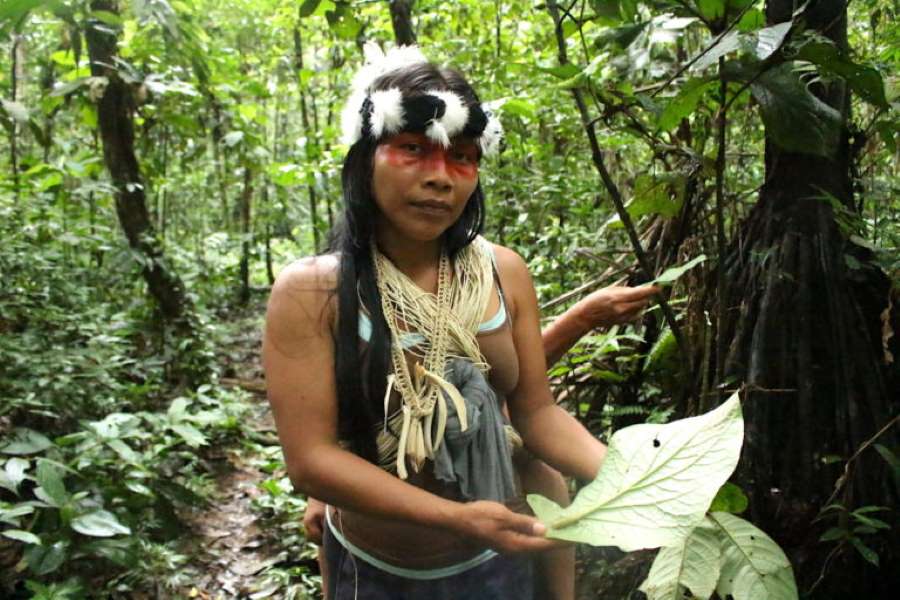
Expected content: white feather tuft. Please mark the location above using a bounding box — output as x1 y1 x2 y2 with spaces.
369 88 405 138
425 121 450 147
426 90 469 139
351 42 429 95
478 109 503 156
340 90 366 146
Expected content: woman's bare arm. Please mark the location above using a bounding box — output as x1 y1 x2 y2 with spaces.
492 245 608 482
542 285 660 367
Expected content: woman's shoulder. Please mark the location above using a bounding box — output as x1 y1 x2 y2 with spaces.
272 253 340 294
483 241 531 283
266 254 340 340
481 241 536 320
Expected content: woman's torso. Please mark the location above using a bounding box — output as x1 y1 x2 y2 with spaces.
332 255 523 569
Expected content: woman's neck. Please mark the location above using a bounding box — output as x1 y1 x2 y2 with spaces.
374 228 443 276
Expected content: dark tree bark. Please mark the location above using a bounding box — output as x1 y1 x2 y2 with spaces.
8 33 24 201
84 1 194 331
718 1 899 595
294 19 321 252
238 165 253 305
388 0 416 46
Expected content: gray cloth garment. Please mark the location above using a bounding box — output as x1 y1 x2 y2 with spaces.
432 358 518 502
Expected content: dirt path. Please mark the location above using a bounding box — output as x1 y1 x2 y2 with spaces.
170 307 321 599
176 407 292 599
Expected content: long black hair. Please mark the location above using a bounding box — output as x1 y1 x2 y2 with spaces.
328 63 487 462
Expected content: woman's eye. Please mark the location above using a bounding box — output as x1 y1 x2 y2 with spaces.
450 150 477 164
400 143 422 153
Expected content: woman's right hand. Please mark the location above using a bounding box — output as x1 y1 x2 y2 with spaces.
303 497 327 545
453 500 566 554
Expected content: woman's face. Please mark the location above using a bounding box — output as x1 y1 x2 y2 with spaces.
371 132 480 244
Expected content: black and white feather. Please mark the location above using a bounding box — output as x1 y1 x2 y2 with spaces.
339 42 504 157
478 109 503 157
423 90 469 147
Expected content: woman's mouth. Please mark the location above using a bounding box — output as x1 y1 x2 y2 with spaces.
409 200 452 215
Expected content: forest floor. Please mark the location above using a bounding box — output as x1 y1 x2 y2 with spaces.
162 302 321 600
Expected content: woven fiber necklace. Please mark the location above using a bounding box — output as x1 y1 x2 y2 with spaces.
371 241 486 479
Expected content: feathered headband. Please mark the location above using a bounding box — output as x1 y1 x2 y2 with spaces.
340 42 503 157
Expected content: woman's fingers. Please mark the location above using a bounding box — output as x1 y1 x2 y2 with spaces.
460 501 571 554
302 498 327 545
621 284 661 300
615 298 654 319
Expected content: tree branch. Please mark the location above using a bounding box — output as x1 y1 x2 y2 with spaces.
546 1 689 366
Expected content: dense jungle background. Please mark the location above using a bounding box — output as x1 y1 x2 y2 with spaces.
1 0 898 598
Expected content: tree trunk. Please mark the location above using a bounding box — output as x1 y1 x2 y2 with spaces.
388 0 416 46
718 1 899 595
238 165 253 305
8 33 24 201
84 1 194 330
293 19 321 252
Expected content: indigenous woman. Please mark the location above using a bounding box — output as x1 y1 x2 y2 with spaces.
263 44 656 599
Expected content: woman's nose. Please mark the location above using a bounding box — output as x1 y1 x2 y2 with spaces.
421 150 453 191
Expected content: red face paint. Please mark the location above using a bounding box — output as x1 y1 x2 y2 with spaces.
382 133 480 179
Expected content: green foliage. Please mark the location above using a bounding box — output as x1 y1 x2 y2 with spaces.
652 254 707 285
817 503 892 567
248 446 321 599
0 385 250 589
709 482 749 514
640 520 721 600
792 33 889 109
750 63 843 157
0 0 896 594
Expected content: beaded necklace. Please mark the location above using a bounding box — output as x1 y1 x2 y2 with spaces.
371 238 494 478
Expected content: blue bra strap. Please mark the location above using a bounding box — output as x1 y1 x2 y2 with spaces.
358 311 426 349
357 241 507 344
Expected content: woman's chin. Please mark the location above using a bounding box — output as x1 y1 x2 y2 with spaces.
394 219 452 244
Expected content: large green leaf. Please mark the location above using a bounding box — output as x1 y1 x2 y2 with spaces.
692 31 743 71
751 63 842 158
298 0 319 17
1 504 36 525
528 393 743 551
692 21 791 72
1 428 53 455
605 174 685 229
657 78 716 131
710 512 798 600
70 509 131 537
795 40 888 109
36 460 68 507
640 520 721 600
171 423 207 447
697 0 726 22
2 529 42 545
25 541 68 576
0 0 55 25
709 482 748 514
753 22 792 60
